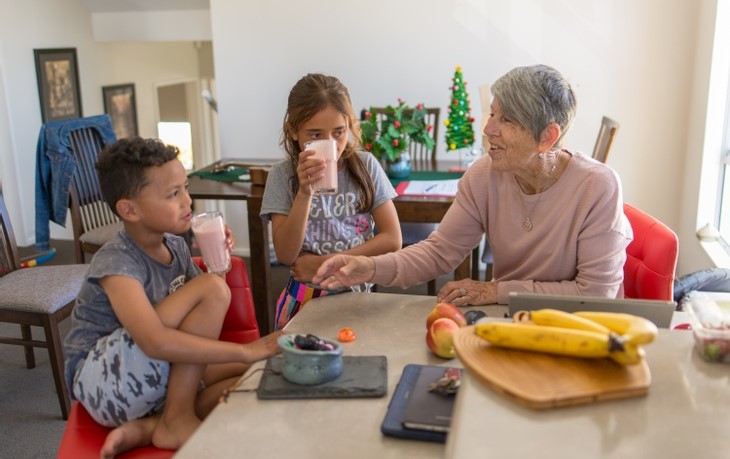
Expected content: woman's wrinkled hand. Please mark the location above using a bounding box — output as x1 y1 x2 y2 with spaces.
437 279 498 306
312 255 375 289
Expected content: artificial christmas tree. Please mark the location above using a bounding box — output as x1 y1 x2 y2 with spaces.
444 66 475 152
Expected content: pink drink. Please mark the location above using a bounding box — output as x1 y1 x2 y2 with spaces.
306 139 338 195
191 211 231 274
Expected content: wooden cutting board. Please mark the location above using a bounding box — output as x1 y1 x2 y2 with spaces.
453 325 651 409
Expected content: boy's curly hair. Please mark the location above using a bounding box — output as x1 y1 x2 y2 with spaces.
96 137 180 217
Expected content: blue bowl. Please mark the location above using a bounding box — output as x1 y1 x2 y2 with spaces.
278 334 344 385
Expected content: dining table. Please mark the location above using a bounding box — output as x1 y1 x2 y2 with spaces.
173 292 724 459
175 292 491 459
187 158 474 334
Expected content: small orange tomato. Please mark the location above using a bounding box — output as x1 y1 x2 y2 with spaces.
337 327 356 343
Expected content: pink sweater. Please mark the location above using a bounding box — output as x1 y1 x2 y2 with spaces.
372 151 633 303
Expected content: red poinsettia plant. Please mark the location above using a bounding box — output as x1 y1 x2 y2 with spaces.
360 100 435 162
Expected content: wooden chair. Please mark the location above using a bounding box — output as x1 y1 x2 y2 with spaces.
57 255 260 458
365 107 442 294
623 203 678 301
0 188 88 419
66 123 123 263
592 116 620 163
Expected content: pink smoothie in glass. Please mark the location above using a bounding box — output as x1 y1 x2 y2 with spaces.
191 211 230 274
307 139 338 195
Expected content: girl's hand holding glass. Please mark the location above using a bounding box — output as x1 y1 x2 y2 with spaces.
297 149 325 196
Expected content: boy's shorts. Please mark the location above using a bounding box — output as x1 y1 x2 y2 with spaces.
72 327 170 427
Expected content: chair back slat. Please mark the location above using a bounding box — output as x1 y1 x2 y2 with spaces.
0 191 20 276
68 128 120 234
408 108 439 162
592 116 619 163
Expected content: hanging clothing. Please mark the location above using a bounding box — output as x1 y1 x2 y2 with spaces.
34 115 116 251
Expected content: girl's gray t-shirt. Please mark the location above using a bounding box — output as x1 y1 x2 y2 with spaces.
260 151 397 255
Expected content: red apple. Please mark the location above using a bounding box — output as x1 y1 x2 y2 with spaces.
426 317 460 359
426 303 467 329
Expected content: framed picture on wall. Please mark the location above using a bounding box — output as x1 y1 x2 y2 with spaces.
33 48 83 122
102 83 138 139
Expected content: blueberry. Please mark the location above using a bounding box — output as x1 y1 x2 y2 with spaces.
464 309 487 325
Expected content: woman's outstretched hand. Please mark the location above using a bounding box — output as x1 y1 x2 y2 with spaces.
313 254 375 289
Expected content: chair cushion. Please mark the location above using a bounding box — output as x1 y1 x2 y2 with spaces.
57 402 174 459
0 264 87 313
79 221 123 246
193 256 260 343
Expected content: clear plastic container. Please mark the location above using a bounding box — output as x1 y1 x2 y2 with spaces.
684 291 730 363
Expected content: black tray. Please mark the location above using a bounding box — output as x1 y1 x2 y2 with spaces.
257 355 387 399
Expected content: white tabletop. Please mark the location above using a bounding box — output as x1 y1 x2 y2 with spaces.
446 327 730 459
175 293 717 459
176 292 492 459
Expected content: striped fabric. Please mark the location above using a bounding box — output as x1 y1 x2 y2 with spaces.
274 277 339 330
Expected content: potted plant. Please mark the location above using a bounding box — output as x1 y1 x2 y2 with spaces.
360 100 435 178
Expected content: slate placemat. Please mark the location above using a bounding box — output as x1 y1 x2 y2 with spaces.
257 355 388 400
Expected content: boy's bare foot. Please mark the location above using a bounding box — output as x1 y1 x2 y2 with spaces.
100 415 158 459
152 413 201 451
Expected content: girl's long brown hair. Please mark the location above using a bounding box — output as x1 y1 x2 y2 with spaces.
281 73 375 211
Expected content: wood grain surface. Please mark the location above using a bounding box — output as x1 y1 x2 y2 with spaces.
453 325 651 409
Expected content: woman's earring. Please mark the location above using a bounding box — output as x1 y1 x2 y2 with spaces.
538 152 545 159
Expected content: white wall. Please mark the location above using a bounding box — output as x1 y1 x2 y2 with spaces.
0 0 101 245
96 42 202 139
0 0 721 278
0 0 207 245
210 0 710 274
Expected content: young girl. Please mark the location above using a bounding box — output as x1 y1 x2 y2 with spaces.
261 73 402 329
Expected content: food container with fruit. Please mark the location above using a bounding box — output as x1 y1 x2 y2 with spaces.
684 292 730 363
278 334 344 385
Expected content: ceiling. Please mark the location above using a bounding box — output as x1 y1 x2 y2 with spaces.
81 0 209 13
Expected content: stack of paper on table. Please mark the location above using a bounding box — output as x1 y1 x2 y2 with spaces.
395 179 459 197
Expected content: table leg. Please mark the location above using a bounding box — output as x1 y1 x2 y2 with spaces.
246 196 274 334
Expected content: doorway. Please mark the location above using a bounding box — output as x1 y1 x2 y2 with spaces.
155 78 219 171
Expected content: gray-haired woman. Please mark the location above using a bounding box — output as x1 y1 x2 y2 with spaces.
314 64 632 306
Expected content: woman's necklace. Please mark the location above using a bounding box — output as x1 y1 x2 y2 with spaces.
518 151 560 232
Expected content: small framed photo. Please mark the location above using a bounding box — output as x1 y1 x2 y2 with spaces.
34 48 83 122
102 83 138 139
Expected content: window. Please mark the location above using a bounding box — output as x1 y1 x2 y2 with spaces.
717 46 730 251
719 146 730 250
158 122 194 170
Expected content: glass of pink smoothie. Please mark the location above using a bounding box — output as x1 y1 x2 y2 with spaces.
191 211 231 275
305 139 338 195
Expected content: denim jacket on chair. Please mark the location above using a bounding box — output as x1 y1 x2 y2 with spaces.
34 114 117 251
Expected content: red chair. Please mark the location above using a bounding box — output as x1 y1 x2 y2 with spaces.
622 204 679 301
57 256 260 459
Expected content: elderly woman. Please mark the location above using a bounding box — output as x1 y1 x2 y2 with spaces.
313 65 632 306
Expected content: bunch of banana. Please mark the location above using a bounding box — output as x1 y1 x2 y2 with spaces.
474 309 658 365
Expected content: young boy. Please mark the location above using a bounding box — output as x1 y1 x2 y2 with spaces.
63 137 281 457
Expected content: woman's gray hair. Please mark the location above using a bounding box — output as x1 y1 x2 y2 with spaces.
491 65 576 149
